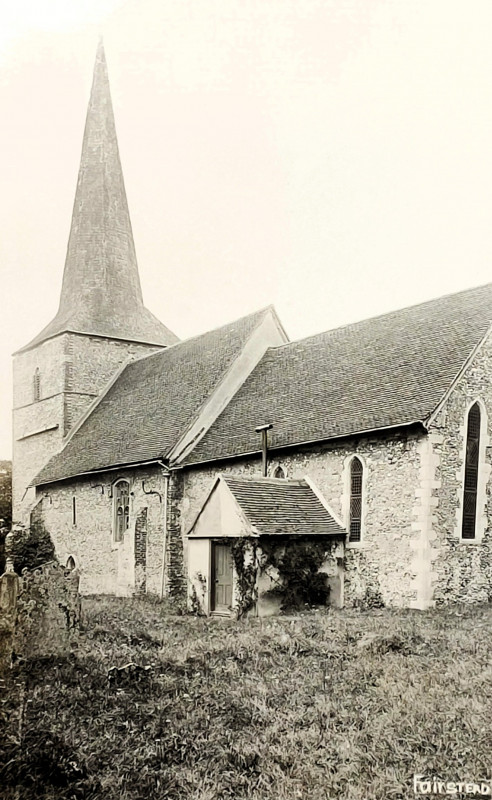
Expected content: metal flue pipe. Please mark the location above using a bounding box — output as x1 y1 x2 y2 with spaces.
255 423 273 477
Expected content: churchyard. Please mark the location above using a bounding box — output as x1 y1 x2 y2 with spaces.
1 595 491 800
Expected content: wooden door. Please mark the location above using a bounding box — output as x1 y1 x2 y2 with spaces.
211 543 233 613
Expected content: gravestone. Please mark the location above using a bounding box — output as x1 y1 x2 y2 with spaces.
0 526 81 672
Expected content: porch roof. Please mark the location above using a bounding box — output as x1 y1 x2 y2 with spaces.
221 476 346 537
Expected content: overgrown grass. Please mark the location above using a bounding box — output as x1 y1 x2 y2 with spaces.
1 598 491 799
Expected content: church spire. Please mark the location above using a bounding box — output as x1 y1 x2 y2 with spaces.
22 42 177 351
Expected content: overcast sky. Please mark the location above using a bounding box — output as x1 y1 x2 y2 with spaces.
2 0 492 458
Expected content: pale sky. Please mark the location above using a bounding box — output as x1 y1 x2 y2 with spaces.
2 0 492 458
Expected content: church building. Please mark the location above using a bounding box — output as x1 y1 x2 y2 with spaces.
12 45 492 613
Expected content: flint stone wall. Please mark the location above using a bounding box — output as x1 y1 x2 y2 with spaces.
13 332 162 522
37 465 166 596
181 429 427 608
427 332 492 604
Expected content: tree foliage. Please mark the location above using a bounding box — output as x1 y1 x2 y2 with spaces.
10 519 56 574
0 460 12 527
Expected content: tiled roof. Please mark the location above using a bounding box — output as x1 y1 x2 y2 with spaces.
223 476 346 536
34 308 271 485
185 283 492 465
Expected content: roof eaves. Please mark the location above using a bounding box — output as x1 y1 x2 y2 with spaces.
178 419 428 470
14 327 174 356
33 457 169 489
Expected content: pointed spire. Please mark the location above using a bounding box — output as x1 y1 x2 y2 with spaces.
23 42 177 351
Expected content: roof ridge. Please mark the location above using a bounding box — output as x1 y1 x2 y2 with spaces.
127 305 273 368
267 281 492 354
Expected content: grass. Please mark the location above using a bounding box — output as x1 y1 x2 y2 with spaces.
1 597 491 799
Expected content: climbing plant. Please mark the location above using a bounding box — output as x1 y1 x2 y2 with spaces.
230 538 258 619
190 572 207 615
260 536 332 610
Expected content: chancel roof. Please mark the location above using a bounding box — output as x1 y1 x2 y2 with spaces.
184 283 492 465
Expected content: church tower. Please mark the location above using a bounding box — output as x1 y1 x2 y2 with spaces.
12 42 177 520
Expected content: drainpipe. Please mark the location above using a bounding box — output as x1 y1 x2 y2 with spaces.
158 465 170 599
255 424 273 477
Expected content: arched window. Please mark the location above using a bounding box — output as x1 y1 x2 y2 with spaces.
273 465 286 479
33 368 41 402
113 480 130 543
66 556 76 571
462 403 481 540
349 457 363 543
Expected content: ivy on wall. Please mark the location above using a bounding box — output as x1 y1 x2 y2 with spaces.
230 535 337 615
260 536 333 610
230 538 258 619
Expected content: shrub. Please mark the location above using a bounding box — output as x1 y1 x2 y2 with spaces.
261 537 331 610
10 520 56 574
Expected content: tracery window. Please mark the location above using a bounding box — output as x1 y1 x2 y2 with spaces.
113 480 130 543
462 403 481 540
349 457 363 543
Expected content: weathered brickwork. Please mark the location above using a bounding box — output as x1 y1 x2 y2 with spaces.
13 331 163 521
181 428 425 608
427 333 492 604
134 508 148 594
167 471 185 598
37 465 167 596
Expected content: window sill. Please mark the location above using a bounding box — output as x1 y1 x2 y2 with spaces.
346 540 367 550
458 538 483 546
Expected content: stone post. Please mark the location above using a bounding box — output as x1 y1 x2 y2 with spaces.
0 527 20 674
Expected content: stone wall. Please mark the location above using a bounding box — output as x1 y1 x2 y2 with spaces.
29 329 492 608
38 464 167 596
13 331 163 521
13 336 67 519
180 427 426 608
427 332 492 604
166 472 185 597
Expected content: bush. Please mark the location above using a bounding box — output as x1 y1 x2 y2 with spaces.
262 538 331 610
10 520 56 574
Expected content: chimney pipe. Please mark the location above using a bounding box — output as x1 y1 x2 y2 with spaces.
255 423 273 477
